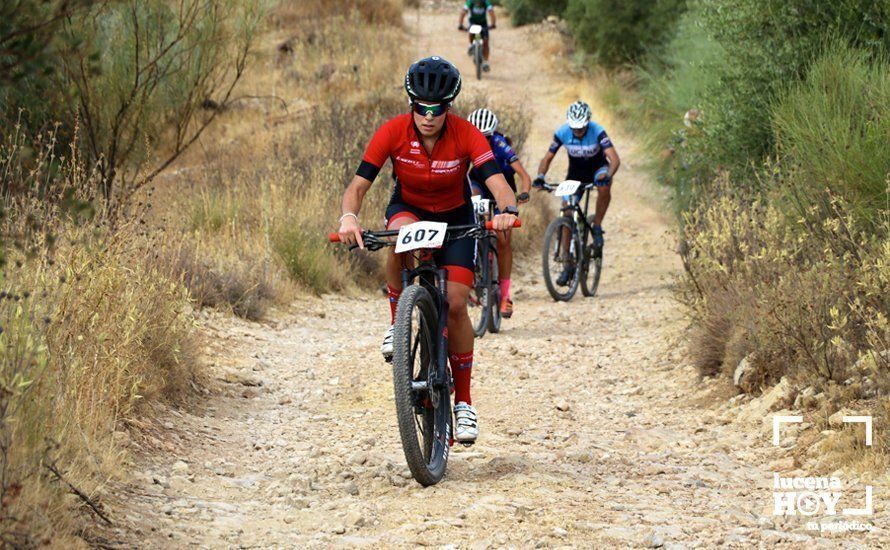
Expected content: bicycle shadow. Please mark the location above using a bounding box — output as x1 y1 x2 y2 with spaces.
589 281 674 300
451 452 531 483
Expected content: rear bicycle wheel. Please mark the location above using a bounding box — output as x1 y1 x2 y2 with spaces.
392 285 451 486
580 215 603 297
470 239 490 337
542 217 581 301
487 244 502 333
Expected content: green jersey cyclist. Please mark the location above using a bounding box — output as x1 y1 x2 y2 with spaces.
337 57 518 443
458 0 496 72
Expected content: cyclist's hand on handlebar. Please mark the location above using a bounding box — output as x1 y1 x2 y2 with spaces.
533 176 547 189
458 24 466 31
338 215 364 249
491 213 518 232
489 24 497 29
517 192 530 204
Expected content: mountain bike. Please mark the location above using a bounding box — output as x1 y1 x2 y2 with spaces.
461 24 485 80
329 218 519 486
468 196 501 337
535 180 603 301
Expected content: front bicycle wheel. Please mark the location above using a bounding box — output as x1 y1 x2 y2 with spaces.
542 217 581 301
392 285 451 486
580 215 603 297
474 43 483 80
487 244 502 333
470 239 490 337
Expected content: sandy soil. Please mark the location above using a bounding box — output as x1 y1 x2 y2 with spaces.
101 4 887 548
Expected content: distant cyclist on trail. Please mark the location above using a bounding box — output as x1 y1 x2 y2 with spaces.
337 56 519 444
534 100 620 286
458 0 496 73
466 108 531 318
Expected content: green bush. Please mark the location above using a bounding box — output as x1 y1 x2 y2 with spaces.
772 45 890 228
565 0 686 68
503 0 566 26
696 0 890 172
632 10 726 212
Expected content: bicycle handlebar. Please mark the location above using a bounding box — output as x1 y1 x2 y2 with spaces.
328 219 521 243
533 181 596 194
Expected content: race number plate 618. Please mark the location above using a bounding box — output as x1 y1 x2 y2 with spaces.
394 221 448 253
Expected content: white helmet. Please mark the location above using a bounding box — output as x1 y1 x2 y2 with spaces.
566 100 591 129
467 108 499 136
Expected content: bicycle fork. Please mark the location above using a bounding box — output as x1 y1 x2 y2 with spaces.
434 267 453 447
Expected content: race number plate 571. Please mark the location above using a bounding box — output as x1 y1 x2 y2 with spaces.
554 180 581 197
395 221 448 253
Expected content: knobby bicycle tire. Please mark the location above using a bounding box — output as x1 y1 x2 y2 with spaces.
471 238 490 337
542 217 581 302
580 215 602 297
392 285 451 486
487 244 502 333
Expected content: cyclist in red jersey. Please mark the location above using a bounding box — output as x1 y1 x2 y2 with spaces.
337 56 518 443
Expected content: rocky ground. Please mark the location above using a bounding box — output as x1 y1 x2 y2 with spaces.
99 4 887 548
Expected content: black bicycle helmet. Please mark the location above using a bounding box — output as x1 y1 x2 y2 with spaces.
405 56 462 103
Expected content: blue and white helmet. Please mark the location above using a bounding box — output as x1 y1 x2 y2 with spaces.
566 100 591 129
467 108 498 136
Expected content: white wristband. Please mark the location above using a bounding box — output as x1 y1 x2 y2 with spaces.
339 212 358 223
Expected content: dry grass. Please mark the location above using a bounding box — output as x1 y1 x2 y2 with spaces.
152 2 412 297
270 0 405 28
677 177 890 472
0 133 199 544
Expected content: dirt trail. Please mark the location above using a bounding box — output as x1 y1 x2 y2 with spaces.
105 4 886 549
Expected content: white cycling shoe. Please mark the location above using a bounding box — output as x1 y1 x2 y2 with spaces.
454 402 478 443
381 325 394 360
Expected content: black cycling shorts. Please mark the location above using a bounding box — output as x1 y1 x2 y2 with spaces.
384 201 476 286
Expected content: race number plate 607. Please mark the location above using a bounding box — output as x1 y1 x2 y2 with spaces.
394 221 448 253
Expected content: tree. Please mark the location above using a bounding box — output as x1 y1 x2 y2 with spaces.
57 0 261 204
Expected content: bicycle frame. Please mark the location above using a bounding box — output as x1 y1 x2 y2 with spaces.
401 261 450 393
561 187 596 239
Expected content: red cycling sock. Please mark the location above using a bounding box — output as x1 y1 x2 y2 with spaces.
387 285 401 325
449 351 474 405
501 278 511 302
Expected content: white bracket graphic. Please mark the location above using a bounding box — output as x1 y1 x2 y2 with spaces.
773 415 803 446
843 416 872 446
771 414 874 517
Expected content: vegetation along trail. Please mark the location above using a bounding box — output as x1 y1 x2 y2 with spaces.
105 3 888 548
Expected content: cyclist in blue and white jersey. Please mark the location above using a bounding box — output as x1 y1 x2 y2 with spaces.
534 100 621 285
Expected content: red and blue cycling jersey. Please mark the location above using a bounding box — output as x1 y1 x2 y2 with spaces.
356 113 501 212
469 131 518 199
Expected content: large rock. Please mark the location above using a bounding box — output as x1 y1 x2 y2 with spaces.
828 408 859 429
736 377 795 424
733 355 757 392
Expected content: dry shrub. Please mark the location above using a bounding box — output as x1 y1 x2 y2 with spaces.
164 4 410 296
271 0 404 29
679 181 890 394
158 238 277 321
0 134 199 544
